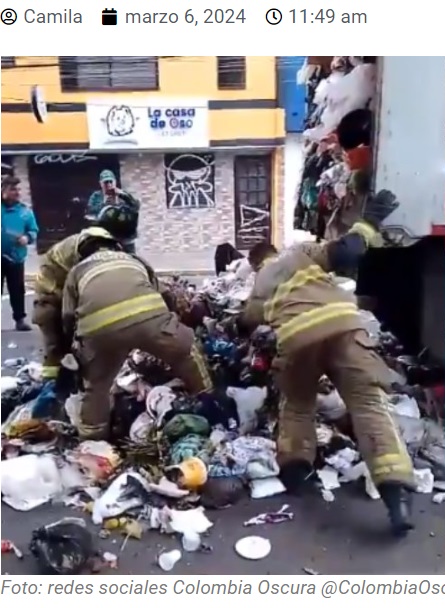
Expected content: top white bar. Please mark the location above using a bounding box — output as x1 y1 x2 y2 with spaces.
0 0 444 55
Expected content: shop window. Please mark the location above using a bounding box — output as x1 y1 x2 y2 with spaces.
217 56 246 90
59 56 159 91
1 56 16 68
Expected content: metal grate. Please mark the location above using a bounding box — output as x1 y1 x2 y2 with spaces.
59 56 159 91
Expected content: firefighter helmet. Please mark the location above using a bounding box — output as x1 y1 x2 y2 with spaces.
95 204 137 241
77 226 121 260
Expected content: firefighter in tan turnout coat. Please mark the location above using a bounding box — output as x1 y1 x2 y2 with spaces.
242 191 415 537
33 227 116 381
62 235 213 441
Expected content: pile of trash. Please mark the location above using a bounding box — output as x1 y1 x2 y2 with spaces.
294 56 377 239
1 259 444 573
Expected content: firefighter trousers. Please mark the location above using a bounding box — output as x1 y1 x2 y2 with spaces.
76 313 213 440
273 329 414 488
32 296 65 379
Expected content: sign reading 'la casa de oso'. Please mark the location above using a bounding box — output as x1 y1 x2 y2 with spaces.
148 106 197 132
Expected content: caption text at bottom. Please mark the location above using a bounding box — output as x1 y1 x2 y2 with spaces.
2 579 445 596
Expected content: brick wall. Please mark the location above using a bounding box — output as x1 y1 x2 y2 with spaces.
120 152 236 272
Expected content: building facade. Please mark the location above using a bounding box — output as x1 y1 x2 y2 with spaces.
1 56 285 271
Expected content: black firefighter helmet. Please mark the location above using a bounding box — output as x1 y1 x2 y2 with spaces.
95 204 138 241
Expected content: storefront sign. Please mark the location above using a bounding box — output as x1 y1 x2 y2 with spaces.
87 98 209 150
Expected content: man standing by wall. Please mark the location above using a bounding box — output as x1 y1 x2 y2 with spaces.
85 169 140 254
1 176 39 331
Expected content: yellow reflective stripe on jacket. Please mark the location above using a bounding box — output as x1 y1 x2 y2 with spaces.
42 366 60 379
264 264 327 323
35 273 61 296
191 343 213 392
78 260 148 293
349 221 377 246
78 293 167 335
51 248 70 272
277 302 359 345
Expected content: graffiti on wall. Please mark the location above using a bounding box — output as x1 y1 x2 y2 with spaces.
236 204 271 246
165 153 215 209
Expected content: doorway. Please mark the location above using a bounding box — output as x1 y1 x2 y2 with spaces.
234 154 272 250
28 153 120 253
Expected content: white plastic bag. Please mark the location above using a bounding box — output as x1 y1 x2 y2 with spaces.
129 412 154 444
1 454 63 511
146 386 176 426
226 386 267 435
250 477 286 499
92 471 152 524
64 392 83 428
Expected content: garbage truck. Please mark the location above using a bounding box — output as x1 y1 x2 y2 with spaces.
357 56 445 365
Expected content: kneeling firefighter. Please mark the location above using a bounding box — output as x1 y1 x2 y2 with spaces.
33 227 117 382
62 234 213 441
241 191 415 537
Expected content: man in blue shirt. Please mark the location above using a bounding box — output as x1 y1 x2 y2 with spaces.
1 176 39 331
85 169 140 254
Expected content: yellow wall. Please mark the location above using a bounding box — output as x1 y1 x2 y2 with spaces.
1 56 285 148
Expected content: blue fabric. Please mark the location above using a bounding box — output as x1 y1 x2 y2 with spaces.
31 380 57 418
1 202 39 264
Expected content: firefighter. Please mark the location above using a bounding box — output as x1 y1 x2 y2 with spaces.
242 191 415 537
33 227 117 381
62 235 213 441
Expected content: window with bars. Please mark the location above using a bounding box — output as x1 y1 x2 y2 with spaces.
59 56 159 91
1 56 16 68
217 56 246 90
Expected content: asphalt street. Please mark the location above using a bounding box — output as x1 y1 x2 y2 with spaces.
1 294 444 575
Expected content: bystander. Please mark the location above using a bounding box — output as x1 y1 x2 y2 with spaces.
1 176 39 331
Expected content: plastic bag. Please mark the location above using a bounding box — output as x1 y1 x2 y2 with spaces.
1 454 63 511
29 518 94 574
92 471 152 524
64 393 83 428
129 412 154 444
226 386 267 435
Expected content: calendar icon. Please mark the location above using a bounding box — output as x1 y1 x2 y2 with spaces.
102 9 117 25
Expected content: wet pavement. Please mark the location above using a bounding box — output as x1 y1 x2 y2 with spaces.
2 295 444 575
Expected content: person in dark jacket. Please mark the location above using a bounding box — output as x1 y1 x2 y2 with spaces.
86 169 139 253
1 176 39 331
214 242 244 276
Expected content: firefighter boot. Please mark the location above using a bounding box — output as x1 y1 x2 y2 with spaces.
378 482 415 537
279 459 316 495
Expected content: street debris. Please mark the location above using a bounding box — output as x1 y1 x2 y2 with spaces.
1 539 23 559
244 505 294 527
235 536 271 560
1 255 444 574
29 518 95 575
432 493 445 505
303 567 320 575
158 549 182 571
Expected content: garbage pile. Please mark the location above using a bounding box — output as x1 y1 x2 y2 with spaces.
294 56 377 239
1 258 445 572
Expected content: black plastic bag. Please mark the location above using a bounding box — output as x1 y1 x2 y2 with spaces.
29 518 95 575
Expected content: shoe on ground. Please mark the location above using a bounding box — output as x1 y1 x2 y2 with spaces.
279 459 316 495
378 481 415 537
15 319 32 331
